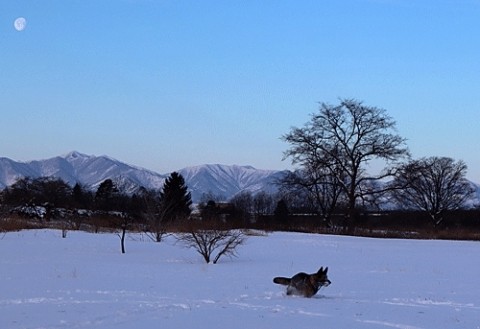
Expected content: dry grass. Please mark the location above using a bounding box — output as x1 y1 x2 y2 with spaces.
0 216 45 233
1 212 479 241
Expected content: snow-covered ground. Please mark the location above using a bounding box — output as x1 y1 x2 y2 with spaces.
1 229 479 329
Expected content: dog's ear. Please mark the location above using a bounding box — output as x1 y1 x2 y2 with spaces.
324 267 328 274
318 267 324 273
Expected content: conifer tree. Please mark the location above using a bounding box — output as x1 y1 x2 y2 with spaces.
95 179 119 211
160 172 192 222
73 182 92 209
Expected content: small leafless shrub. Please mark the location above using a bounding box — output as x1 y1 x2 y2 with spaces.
144 227 168 243
177 229 246 264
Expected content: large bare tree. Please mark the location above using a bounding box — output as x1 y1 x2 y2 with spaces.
282 99 409 228
392 156 474 226
280 165 345 227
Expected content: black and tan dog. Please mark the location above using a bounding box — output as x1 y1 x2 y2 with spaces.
273 267 331 298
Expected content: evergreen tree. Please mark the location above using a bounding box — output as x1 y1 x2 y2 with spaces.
95 179 119 211
160 172 192 222
72 182 92 209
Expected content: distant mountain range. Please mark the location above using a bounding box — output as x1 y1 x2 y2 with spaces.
0 151 288 202
1 151 479 206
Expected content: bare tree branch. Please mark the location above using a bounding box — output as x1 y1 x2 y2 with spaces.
392 157 474 226
282 99 409 229
177 229 246 264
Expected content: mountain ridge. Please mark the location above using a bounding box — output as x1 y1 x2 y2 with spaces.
1 152 479 206
0 152 287 202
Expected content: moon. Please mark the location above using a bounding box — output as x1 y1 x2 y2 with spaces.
14 17 27 31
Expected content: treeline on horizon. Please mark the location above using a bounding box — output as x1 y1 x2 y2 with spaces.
0 173 479 239
1 99 479 239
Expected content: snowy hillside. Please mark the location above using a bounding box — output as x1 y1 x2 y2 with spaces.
179 164 288 201
0 157 38 187
1 152 478 205
0 152 286 201
0 152 167 195
1 229 479 329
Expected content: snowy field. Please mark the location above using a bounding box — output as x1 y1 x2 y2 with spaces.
1 229 479 329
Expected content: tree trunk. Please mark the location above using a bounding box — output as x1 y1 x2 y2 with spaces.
121 226 126 254
344 189 357 233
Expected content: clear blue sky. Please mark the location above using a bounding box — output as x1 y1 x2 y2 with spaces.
1 0 479 181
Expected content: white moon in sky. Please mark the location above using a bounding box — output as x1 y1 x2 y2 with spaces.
14 17 27 31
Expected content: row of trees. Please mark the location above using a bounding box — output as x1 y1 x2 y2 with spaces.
0 174 294 228
0 172 252 261
1 157 476 233
281 98 477 229
1 98 477 234
1 173 192 218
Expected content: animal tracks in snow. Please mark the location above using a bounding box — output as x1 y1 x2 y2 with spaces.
2 230 480 329
383 298 479 310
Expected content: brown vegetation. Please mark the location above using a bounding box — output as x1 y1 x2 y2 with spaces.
1 175 478 242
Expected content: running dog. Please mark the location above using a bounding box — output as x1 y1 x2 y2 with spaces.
273 267 331 298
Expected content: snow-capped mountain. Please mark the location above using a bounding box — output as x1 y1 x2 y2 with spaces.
1 151 479 205
0 152 286 202
0 157 38 187
0 152 167 195
179 164 289 202
467 182 480 208
8 151 167 194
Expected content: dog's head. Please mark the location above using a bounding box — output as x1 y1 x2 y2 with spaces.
314 267 331 287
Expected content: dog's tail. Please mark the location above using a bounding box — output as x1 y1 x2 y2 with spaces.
273 277 291 285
